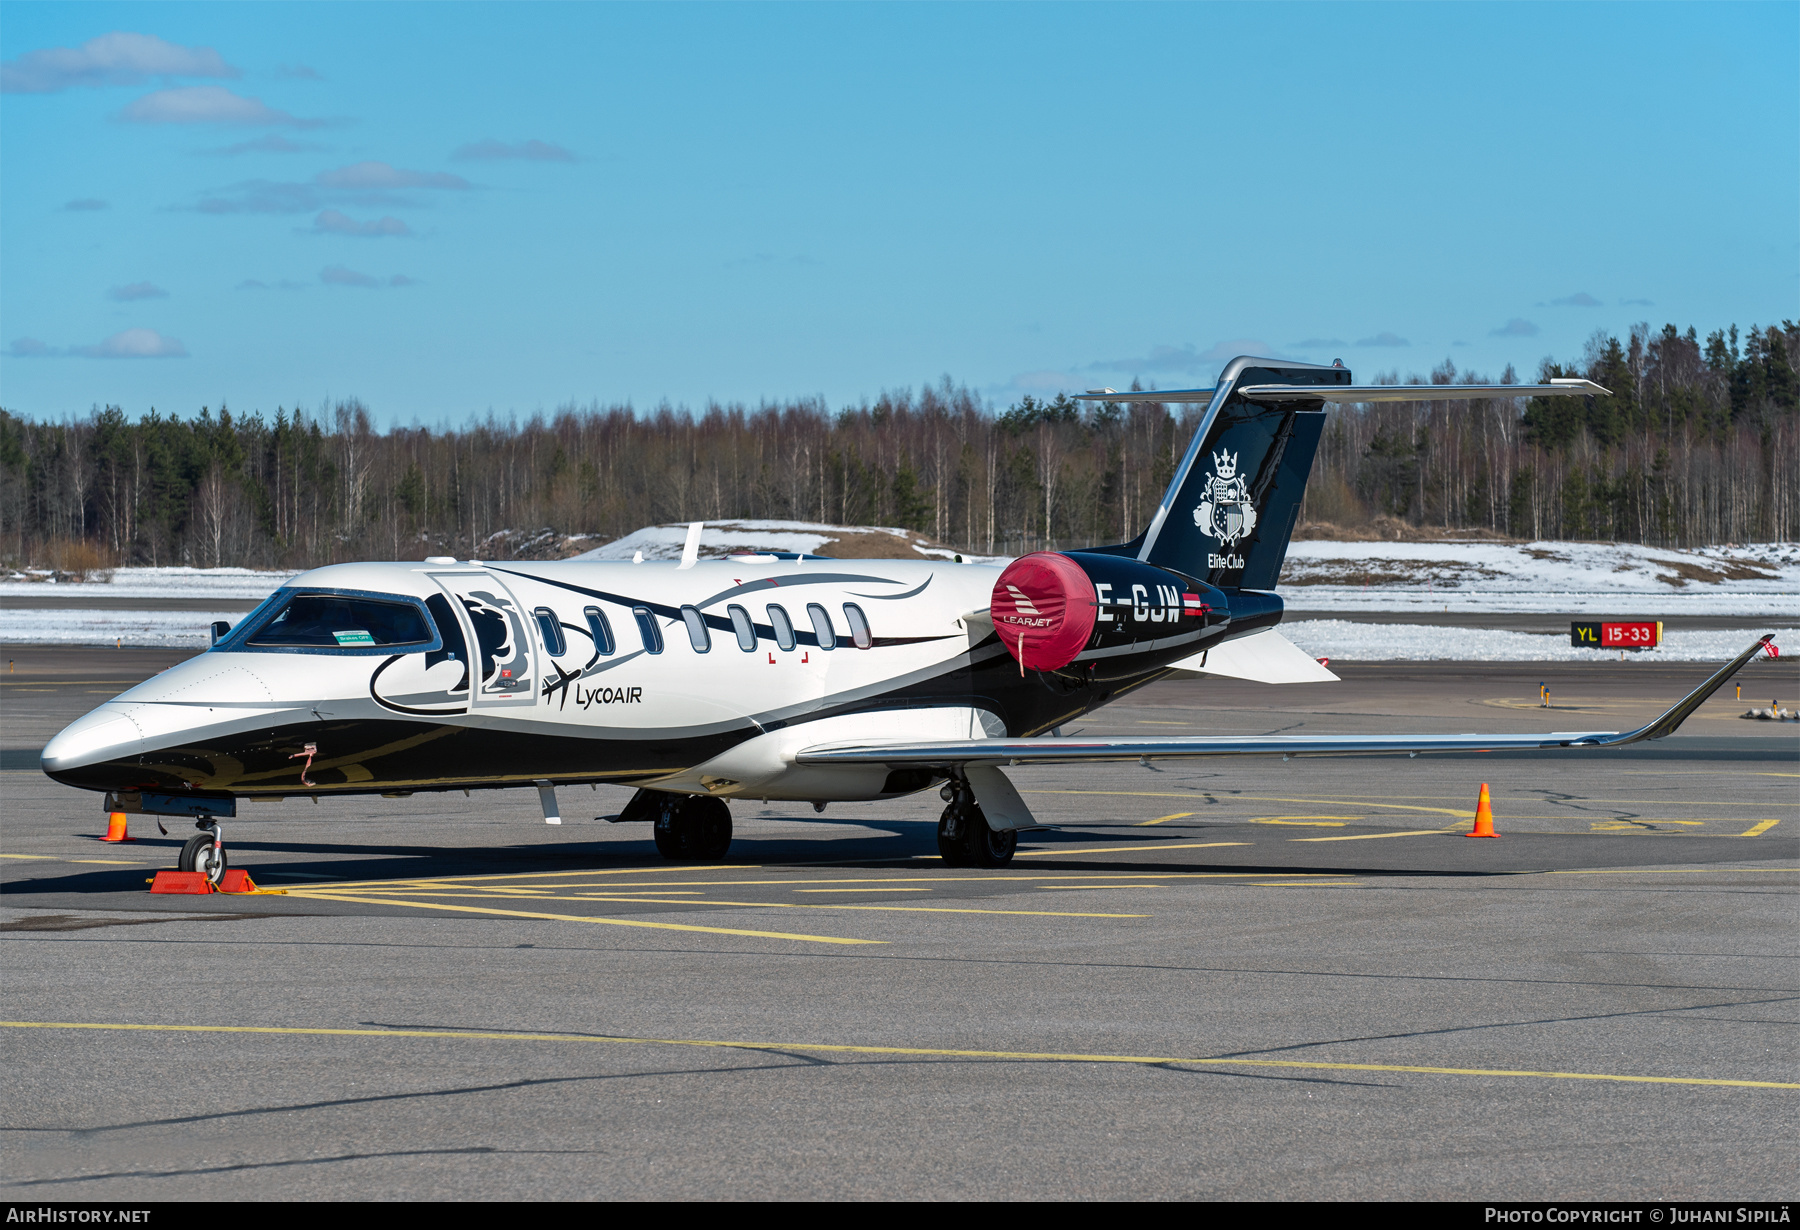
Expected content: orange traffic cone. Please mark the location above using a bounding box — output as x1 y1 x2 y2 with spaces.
100 811 133 843
1467 783 1499 838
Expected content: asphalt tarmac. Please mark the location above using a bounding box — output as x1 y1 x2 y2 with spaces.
2 645 1795 1200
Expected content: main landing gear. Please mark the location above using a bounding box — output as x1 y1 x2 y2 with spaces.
653 795 733 862
177 820 228 885
936 780 1016 868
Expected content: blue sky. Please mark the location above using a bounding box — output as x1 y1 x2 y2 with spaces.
2 2 1795 426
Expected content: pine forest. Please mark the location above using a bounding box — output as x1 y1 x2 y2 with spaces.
3 321 1796 573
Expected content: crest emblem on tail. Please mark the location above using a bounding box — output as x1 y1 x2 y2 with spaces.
1195 448 1257 545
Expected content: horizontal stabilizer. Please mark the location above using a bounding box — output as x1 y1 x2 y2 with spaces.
1077 379 1609 404
1166 629 1338 684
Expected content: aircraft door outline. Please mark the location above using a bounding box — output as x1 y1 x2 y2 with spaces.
428 572 537 710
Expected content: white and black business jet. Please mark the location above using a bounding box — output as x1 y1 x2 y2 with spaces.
42 356 1775 881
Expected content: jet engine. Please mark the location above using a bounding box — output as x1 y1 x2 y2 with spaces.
989 550 1227 672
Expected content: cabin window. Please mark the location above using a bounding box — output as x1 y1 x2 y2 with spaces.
583 607 615 656
633 606 663 654
533 608 566 657
246 594 431 648
807 603 837 650
681 605 710 653
843 603 872 649
767 604 796 651
728 604 757 652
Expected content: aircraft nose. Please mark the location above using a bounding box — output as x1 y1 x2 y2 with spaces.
41 705 144 774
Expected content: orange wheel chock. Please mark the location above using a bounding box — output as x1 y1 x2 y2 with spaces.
149 870 215 894
1467 783 1499 838
216 869 259 894
100 811 133 843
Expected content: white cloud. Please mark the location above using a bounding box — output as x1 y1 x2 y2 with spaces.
310 209 410 237
1008 369 1082 393
1490 318 1539 338
1355 331 1410 347
196 179 321 214
61 198 108 212
2 31 236 94
207 134 324 156
1550 292 1603 307
119 86 317 127
451 138 575 162
1090 339 1274 374
108 281 168 301
76 328 187 358
321 265 417 288
315 161 470 190
9 338 51 357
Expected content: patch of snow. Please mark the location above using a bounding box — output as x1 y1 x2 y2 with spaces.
569 520 1010 566
1280 540 1799 616
1282 619 1795 663
0 566 297 603
0 608 245 648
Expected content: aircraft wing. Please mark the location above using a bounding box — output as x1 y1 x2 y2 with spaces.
796 636 1773 769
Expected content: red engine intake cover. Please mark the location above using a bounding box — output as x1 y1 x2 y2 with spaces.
990 552 1099 672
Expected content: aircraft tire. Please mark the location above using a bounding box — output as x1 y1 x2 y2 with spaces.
689 796 732 861
936 806 969 866
962 807 1017 869
654 796 732 861
178 832 228 883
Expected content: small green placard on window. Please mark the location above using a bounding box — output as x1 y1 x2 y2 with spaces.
332 630 375 646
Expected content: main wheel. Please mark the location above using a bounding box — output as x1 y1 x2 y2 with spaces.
653 796 732 861
687 796 732 861
937 806 968 865
178 831 228 883
962 805 1016 868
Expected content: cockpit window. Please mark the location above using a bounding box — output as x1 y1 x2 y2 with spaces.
246 594 431 648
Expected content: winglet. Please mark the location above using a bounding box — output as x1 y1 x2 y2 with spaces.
1597 635 1775 746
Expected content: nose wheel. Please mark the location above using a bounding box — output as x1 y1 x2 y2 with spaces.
177 821 228 885
653 795 732 861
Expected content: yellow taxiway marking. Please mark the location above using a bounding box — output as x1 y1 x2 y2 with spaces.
1291 830 1449 842
3 1020 1792 1090
1136 812 1196 826
1250 817 1353 826
1026 790 1476 821
1545 867 1798 876
279 890 880 945
1016 842 1250 857
1741 819 1782 838
312 872 1225 893
0 853 147 865
300 887 1139 920
794 887 930 893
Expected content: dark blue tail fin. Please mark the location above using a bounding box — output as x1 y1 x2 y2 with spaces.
1111 357 1344 590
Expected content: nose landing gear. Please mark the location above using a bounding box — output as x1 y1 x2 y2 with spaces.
937 780 1016 868
652 795 733 862
176 820 228 886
